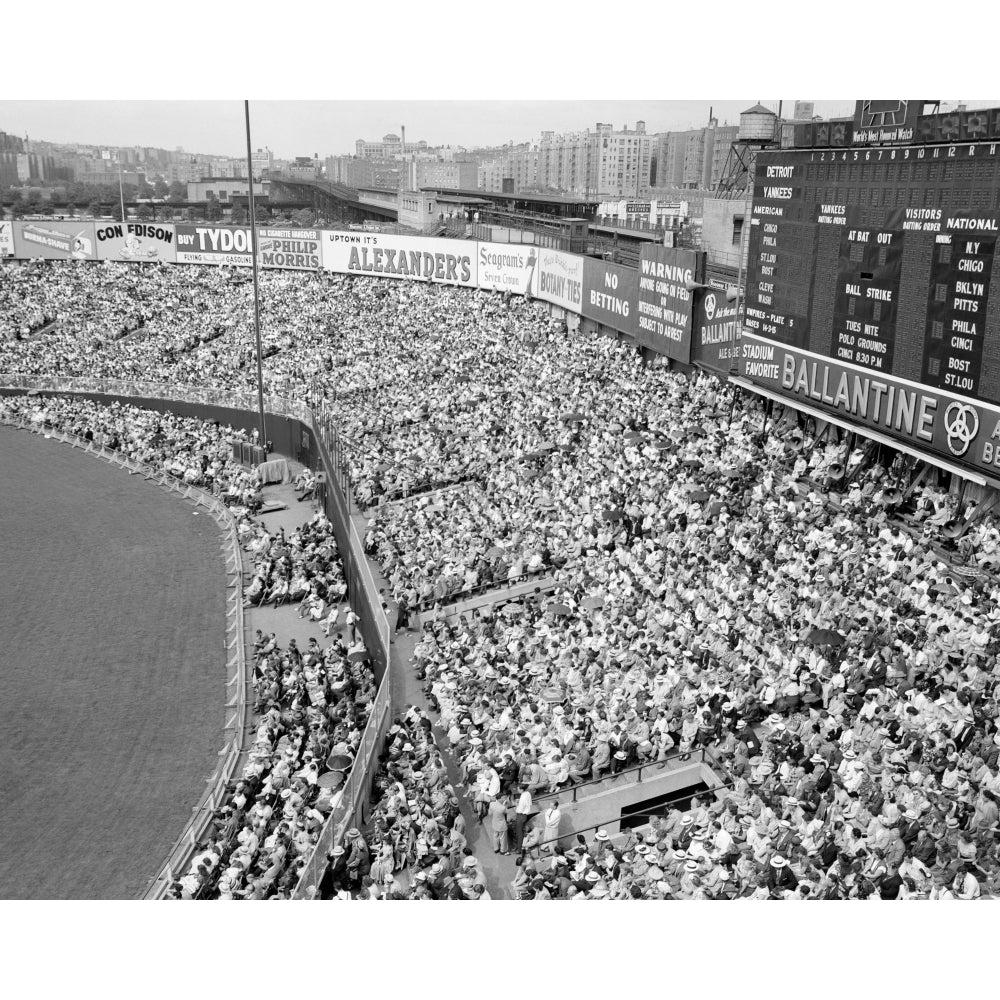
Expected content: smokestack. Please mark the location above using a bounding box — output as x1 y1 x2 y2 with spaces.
401 125 407 191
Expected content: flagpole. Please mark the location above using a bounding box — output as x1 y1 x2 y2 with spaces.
244 100 268 449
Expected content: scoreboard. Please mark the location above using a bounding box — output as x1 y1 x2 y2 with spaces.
738 140 1000 482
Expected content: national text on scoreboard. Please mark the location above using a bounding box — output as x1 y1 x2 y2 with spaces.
739 139 1000 480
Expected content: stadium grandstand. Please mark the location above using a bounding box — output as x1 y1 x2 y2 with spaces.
3 100 1000 903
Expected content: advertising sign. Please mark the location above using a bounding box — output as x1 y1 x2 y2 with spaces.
581 258 638 336
692 288 740 374
94 222 177 263
322 231 477 286
738 331 1000 481
175 225 253 266
535 248 583 313
13 220 98 261
636 245 702 362
852 99 922 145
0 221 13 257
258 228 323 270
476 242 537 295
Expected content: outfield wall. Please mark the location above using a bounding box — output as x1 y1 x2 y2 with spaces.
4 222 717 367
0 380 388 683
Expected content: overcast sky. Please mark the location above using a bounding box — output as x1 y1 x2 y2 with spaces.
0 100 867 159
3 5 998 162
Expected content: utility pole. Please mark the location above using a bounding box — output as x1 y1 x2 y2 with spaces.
117 152 127 222
244 100 268 449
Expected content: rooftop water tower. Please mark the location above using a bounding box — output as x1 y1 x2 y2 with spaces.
716 103 780 198
737 103 778 142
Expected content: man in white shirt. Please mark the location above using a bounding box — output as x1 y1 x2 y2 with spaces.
712 820 734 860
514 785 533 854
180 865 208 899
542 800 562 854
954 864 982 900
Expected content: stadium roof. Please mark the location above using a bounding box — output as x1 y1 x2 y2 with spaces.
432 187 601 206
589 221 664 241
429 193 491 205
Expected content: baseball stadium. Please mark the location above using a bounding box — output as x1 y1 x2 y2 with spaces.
4 97 1000 906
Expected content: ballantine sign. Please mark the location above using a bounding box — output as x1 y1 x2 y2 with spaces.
739 332 1000 479
692 291 740 374
777 349 938 441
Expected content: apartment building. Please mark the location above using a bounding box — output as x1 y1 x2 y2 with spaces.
475 123 654 198
655 119 739 190
355 133 430 159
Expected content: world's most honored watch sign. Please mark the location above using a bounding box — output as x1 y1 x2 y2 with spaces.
740 142 1000 480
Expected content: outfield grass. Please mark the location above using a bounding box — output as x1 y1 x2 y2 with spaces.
0 427 225 899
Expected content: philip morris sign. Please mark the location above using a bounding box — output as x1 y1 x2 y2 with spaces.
322 232 476 286
739 332 1000 480
258 228 322 270
175 225 253 266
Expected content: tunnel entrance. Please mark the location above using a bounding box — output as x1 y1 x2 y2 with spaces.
618 780 712 831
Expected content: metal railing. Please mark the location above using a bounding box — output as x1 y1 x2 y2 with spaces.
0 412 249 900
530 745 721 809
513 775 741 900
312 407 354 511
374 477 478 511
593 215 670 236
531 752 735 855
350 516 392 660
412 568 558 621
0 373 312 424
290 675 392 897
308 408 390 678
375 471 483 508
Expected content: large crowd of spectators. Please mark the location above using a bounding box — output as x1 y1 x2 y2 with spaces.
3 259 1000 900
316 706 491 899
0 388 378 899
167 624 376 899
242 512 348 618
398 358 1000 898
0 392 262 506
1 259 148 343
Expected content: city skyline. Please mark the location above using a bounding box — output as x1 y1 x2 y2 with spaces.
0 100 874 161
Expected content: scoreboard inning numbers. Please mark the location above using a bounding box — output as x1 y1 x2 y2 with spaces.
738 141 1000 481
